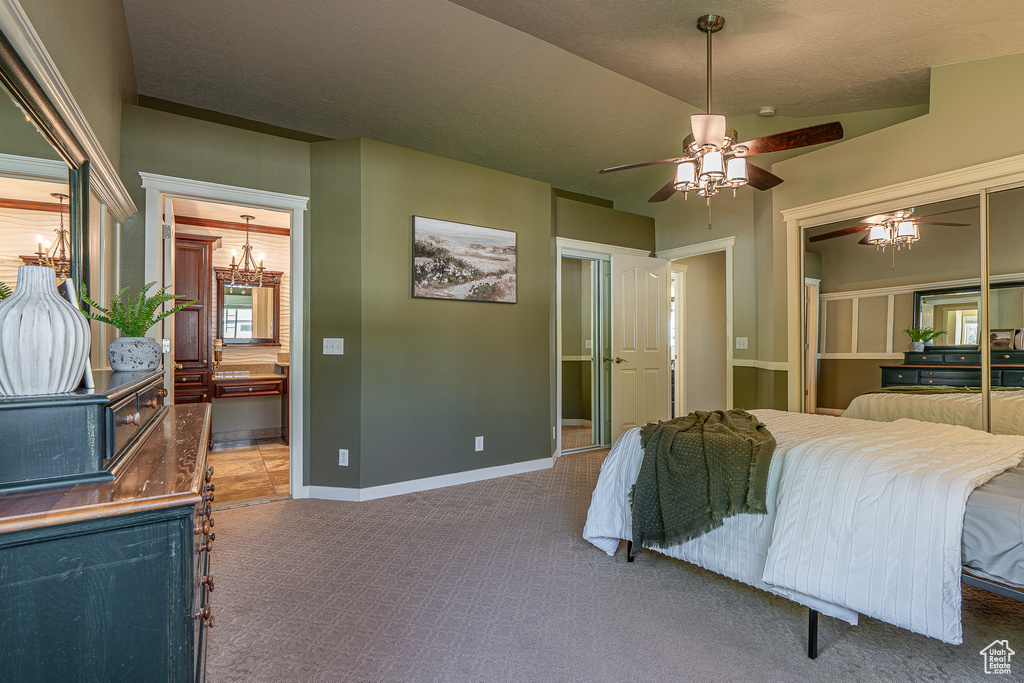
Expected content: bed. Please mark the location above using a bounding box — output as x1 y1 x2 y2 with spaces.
583 409 1024 656
842 387 1024 434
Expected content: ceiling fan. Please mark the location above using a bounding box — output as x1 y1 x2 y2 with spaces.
599 14 845 204
806 206 976 248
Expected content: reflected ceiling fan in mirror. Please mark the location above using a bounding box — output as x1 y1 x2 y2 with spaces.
599 14 845 204
807 205 977 268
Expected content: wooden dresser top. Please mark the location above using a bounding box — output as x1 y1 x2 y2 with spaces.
0 404 211 534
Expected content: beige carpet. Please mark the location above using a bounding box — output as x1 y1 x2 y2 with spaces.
560 424 595 451
207 451 1023 682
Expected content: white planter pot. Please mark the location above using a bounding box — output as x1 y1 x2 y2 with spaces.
911 341 925 352
0 265 91 396
108 336 162 372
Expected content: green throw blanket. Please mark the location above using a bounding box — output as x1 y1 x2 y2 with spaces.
630 410 776 551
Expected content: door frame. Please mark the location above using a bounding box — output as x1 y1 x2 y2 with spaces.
670 264 689 417
554 237 653 460
141 172 309 499
657 236 736 409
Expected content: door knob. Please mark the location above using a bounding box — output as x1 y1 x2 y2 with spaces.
614 357 626 364
174 363 183 370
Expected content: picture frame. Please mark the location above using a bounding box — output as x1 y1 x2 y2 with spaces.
990 328 1015 350
412 216 517 303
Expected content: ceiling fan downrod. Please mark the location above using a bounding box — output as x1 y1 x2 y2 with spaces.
697 14 725 115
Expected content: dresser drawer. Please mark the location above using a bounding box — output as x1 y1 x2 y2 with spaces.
882 368 918 385
993 351 1024 364
943 352 980 364
175 371 209 387
1000 370 1024 387
213 379 284 398
111 393 141 455
918 370 980 386
906 352 942 364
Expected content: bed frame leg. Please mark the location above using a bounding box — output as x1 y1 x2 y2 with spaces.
807 609 818 659
626 540 634 562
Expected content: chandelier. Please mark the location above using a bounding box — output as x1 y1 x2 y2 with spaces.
672 15 748 201
228 214 265 286
33 192 71 280
864 211 919 251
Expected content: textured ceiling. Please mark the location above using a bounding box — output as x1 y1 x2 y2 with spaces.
120 0 1024 200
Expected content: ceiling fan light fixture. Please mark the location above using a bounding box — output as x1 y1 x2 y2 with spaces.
866 224 888 245
896 220 918 242
726 158 747 183
700 150 724 180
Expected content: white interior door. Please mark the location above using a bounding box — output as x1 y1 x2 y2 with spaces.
611 253 670 441
161 196 176 402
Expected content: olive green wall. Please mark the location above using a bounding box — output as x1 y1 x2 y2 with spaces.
308 138 362 488
118 104 311 293
0 92 62 160
554 196 654 250
355 139 553 487
19 0 136 172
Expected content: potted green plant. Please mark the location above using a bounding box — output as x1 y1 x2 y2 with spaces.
904 326 945 352
79 282 195 372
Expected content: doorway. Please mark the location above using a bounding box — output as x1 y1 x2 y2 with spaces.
671 251 728 413
559 254 611 452
141 173 308 501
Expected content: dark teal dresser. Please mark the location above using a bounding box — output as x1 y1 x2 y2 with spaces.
880 347 1024 387
0 388 214 682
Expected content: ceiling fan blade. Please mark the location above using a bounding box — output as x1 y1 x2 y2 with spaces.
913 206 979 219
857 234 874 245
807 225 871 243
647 179 678 203
737 122 844 156
746 162 784 191
691 114 727 147
599 157 685 174
912 221 973 227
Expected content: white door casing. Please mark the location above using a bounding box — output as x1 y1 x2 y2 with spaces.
161 196 176 402
611 253 670 441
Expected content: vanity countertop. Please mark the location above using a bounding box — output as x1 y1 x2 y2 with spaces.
212 363 286 382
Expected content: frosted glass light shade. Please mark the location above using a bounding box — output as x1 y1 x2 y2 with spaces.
726 158 747 183
700 151 724 179
675 161 697 188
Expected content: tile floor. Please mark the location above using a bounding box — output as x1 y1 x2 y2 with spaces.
208 437 290 509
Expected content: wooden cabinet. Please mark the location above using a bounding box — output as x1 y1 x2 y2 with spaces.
0 404 214 681
174 234 220 404
880 348 1024 387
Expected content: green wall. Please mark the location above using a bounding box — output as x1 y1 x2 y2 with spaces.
554 196 654 250
19 0 136 172
0 93 63 160
118 104 311 293
357 139 554 487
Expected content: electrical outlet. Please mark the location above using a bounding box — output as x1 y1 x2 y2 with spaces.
735 336 749 350
584 339 592 349
475 436 484 451
323 338 345 355
338 448 349 466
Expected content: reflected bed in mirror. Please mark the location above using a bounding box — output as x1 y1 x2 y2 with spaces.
215 268 281 346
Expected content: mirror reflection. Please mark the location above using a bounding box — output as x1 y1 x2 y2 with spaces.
216 269 281 346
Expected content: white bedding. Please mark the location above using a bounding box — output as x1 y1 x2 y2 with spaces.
583 410 1024 644
843 389 1024 435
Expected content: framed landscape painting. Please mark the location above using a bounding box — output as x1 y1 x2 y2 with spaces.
412 216 517 303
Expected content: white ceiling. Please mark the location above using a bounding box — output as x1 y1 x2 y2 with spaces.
0 176 68 203
120 0 1024 200
170 197 290 228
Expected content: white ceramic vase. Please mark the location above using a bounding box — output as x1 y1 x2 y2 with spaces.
0 265 91 396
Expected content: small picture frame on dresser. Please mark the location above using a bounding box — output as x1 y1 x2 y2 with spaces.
1015 329 1024 350
990 328 1015 350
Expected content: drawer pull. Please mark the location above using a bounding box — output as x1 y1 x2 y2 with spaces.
193 605 210 621
122 412 141 426
928 372 934 376
207 614 215 629
201 575 215 592
158 388 168 398
928 380 933 384
200 539 214 553
205 466 214 482
205 483 215 493
144 397 159 409
897 374 903 379
922 356 928 360
1005 355 1011 359
194 520 210 535
960 356 966 360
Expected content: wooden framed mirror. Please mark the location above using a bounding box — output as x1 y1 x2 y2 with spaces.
214 268 282 346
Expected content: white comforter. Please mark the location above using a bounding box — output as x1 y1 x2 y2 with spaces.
843 389 1024 435
583 410 1024 644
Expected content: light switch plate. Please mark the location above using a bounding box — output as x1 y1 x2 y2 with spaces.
323 338 344 355
735 336 749 350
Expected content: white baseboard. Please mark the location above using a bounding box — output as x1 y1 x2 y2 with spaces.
295 457 553 502
561 419 592 427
